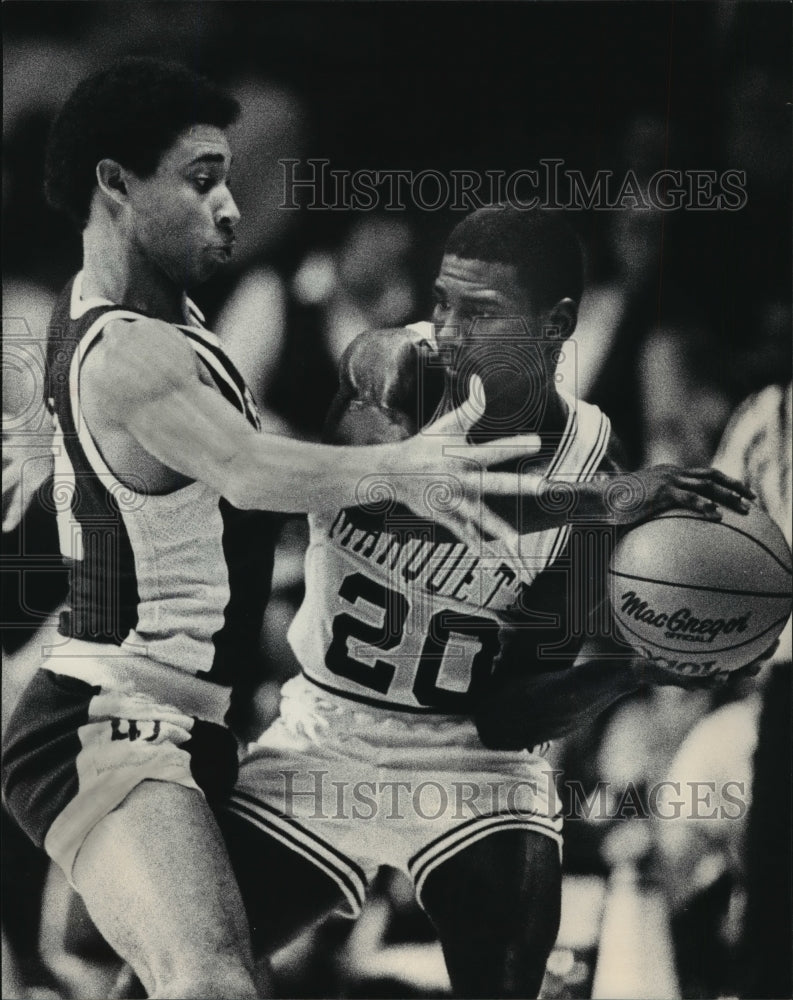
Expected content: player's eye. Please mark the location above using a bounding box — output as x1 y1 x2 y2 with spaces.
192 176 214 193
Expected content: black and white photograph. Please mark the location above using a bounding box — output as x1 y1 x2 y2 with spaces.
2 3 791 998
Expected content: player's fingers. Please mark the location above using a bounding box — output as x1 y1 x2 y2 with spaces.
433 505 487 551
674 476 752 513
758 638 780 661
740 639 780 675
461 507 520 551
667 487 722 520
684 468 756 500
428 374 486 437
466 497 523 549
447 436 542 470
458 469 545 497
475 433 543 465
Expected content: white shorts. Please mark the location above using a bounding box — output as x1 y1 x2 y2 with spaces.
228 675 563 917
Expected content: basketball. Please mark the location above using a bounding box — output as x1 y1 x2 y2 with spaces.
608 504 793 677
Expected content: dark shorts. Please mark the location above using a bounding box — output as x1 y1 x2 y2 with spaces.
2 669 239 881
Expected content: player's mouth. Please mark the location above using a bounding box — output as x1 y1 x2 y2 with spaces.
209 240 235 260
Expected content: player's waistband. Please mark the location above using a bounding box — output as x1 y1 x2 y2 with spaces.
284 674 549 755
37 638 231 726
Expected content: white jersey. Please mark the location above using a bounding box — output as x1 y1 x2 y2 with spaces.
288 323 611 713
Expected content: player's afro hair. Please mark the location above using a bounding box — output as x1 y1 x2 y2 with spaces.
445 207 585 309
44 57 240 228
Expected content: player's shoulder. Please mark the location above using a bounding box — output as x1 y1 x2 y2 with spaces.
557 388 620 472
85 316 202 419
102 316 195 371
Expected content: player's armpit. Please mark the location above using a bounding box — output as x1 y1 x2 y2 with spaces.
323 328 424 445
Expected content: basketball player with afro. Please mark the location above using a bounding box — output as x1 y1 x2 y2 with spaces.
1 63 567 999
219 207 757 998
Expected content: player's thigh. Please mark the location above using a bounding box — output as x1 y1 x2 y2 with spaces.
420 829 562 999
72 780 256 998
217 807 347 956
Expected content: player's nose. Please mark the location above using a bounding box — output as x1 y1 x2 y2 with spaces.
215 188 241 231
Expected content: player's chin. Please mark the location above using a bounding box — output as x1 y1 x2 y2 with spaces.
192 252 231 284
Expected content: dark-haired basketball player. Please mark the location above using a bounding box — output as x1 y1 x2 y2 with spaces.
0 65 555 999
220 208 756 998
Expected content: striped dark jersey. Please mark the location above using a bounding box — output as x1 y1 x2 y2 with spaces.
45 273 277 692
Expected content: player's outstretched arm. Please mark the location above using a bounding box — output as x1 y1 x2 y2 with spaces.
491 459 757 533
96 319 541 531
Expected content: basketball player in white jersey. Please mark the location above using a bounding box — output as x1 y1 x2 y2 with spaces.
220 208 756 997
1 65 563 1000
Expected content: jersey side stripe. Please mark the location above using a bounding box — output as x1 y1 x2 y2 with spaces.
181 328 248 397
181 329 259 427
63 309 147 644
549 409 578 476
195 355 245 412
535 403 581 568
68 310 148 490
183 337 247 412
546 410 610 567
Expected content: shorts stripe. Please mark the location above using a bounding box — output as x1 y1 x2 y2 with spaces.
231 790 370 887
409 806 562 870
226 794 368 917
408 811 563 901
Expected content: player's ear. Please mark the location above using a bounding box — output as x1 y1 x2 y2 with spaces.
547 297 578 339
96 159 129 208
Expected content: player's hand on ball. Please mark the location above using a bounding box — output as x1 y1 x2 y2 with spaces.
629 638 779 692
390 374 541 547
605 465 756 525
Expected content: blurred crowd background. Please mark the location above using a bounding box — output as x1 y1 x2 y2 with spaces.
2 3 791 998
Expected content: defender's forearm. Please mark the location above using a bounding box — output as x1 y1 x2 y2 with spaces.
476 658 639 749
227 432 405 513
